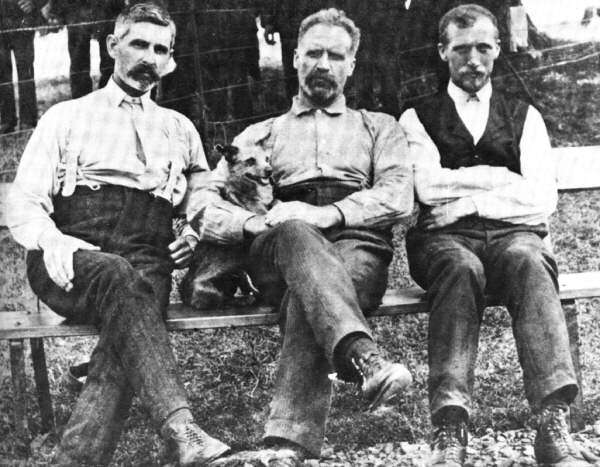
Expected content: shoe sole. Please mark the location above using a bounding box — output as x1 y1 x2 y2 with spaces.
367 365 412 411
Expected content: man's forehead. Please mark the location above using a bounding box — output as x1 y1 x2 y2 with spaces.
298 24 352 51
446 17 497 44
124 21 172 45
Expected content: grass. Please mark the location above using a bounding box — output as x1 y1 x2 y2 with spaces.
1 52 600 465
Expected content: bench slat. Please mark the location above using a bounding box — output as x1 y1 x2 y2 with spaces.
2 272 598 340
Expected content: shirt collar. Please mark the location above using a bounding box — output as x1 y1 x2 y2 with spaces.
291 93 347 116
104 76 153 111
447 80 492 105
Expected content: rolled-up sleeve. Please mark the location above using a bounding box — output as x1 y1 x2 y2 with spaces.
334 113 414 228
8 107 63 250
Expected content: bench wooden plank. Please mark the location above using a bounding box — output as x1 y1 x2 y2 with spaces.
0 182 9 227
2 272 598 340
555 145 600 190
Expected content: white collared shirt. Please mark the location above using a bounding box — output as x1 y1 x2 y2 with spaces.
447 80 492 144
8 78 208 250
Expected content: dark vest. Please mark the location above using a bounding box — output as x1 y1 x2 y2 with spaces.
413 90 529 174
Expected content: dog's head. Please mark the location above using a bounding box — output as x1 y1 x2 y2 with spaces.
215 143 272 187
215 141 273 214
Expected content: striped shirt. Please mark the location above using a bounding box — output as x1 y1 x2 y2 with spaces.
8 78 208 250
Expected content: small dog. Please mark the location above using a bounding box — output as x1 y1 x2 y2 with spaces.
180 139 274 310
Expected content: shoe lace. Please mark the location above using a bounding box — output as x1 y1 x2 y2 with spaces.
352 352 383 383
433 424 465 462
542 405 580 456
183 423 207 447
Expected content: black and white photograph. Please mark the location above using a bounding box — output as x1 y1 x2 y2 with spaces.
0 0 599 465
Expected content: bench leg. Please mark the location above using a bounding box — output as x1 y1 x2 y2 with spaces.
30 337 55 433
9 339 30 454
563 299 585 431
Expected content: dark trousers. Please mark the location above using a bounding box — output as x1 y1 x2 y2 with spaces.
27 186 189 466
406 218 578 420
248 182 393 455
67 23 113 98
0 30 37 128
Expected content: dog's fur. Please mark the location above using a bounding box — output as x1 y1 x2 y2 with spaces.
180 139 273 310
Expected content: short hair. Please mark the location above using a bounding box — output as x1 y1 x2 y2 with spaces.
438 4 499 46
297 8 361 55
114 2 176 47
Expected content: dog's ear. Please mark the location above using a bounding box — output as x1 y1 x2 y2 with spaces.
215 144 239 164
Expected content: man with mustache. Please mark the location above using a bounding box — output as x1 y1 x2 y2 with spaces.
188 8 414 465
400 4 594 466
7 3 230 466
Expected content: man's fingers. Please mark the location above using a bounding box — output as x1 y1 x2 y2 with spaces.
75 239 100 250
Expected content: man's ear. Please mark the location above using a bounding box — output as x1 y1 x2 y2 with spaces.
492 40 501 60
437 42 448 62
293 48 299 70
215 144 239 164
106 34 119 60
347 56 356 77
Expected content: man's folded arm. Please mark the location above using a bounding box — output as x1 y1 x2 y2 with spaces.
467 106 558 221
400 108 521 206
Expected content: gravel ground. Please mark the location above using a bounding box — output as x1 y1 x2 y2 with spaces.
315 426 600 466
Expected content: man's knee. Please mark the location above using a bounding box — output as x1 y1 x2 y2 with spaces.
501 241 557 278
271 219 321 240
429 251 485 290
75 251 141 291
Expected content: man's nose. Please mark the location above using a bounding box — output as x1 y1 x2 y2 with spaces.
142 49 158 65
316 53 331 70
466 47 480 66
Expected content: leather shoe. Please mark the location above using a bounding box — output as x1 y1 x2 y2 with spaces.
210 440 309 466
161 413 230 466
429 418 468 466
534 402 595 466
352 352 412 410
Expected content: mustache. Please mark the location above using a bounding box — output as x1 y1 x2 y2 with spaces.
306 71 336 88
128 63 160 83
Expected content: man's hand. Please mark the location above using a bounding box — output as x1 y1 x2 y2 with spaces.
243 215 270 238
39 232 100 292
169 235 198 269
265 201 343 230
421 198 477 230
17 0 34 13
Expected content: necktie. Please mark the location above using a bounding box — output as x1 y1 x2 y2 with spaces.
122 96 147 164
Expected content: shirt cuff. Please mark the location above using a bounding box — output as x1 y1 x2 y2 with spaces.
333 198 361 228
181 223 199 241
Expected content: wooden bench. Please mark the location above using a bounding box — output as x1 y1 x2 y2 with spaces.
2 145 600 452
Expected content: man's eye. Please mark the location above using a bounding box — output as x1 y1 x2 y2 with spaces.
245 157 256 166
477 45 492 53
306 50 322 58
329 52 344 61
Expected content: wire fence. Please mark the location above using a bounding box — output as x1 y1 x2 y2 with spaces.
0 7 597 155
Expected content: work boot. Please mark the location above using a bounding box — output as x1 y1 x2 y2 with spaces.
534 402 594 466
161 410 230 466
429 412 468 467
352 349 412 411
211 439 309 467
